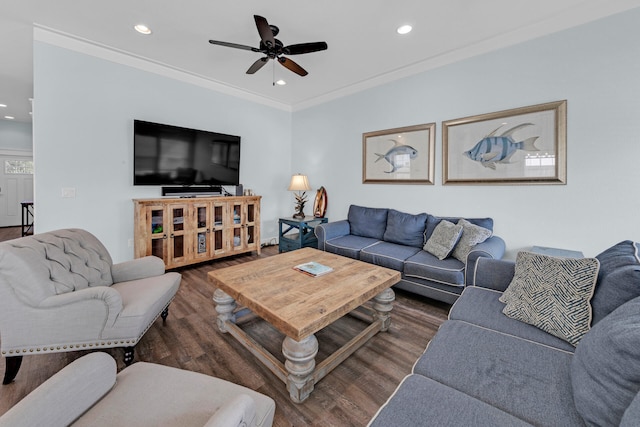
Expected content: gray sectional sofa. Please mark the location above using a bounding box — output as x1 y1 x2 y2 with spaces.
315 205 505 304
369 240 640 426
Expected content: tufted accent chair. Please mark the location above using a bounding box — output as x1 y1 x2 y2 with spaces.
0 228 181 384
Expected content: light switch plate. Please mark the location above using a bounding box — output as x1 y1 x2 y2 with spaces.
61 187 76 198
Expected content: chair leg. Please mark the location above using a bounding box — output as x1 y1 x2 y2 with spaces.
123 346 135 366
3 356 23 385
161 306 169 324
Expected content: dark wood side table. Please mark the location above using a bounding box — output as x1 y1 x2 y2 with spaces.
278 216 328 252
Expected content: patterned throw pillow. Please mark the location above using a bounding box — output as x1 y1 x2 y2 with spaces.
451 219 492 262
424 220 463 260
500 251 600 346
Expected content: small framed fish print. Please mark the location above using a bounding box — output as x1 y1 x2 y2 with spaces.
362 123 435 184
443 100 567 185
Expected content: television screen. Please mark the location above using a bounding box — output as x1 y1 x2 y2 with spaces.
133 120 241 186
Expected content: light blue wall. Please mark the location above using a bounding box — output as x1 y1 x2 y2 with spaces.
0 120 32 151
33 8 640 261
33 42 291 262
292 8 640 258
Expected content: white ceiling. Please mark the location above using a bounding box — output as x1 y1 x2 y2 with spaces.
2 0 639 122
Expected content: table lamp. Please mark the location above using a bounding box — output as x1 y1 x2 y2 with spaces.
288 174 311 218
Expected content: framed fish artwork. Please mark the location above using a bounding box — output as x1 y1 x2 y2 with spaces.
362 123 435 184
443 100 567 185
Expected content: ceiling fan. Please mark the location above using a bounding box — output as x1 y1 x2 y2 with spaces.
208 15 328 77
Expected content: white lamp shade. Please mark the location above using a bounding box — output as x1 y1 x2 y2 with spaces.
288 174 311 191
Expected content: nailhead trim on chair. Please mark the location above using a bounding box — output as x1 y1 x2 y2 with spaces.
2 340 138 356
1 299 174 357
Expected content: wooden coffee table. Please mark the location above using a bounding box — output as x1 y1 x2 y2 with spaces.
208 247 400 403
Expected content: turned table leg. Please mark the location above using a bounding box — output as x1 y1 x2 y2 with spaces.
282 335 318 403
373 288 395 331
213 289 236 332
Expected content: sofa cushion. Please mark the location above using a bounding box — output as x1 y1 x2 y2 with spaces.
360 241 421 271
0 352 117 427
425 215 493 241
414 320 581 426
347 205 388 240
368 374 532 427
450 286 576 352
423 220 462 260
621 391 640 427
499 251 599 346
591 240 640 324
72 361 276 427
571 296 640 427
382 209 428 248
324 235 379 260
451 219 493 263
404 251 465 287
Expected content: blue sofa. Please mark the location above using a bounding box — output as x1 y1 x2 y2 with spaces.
369 240 640 426
315 205 506 304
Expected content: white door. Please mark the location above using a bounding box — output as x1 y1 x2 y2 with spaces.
0 155 34 227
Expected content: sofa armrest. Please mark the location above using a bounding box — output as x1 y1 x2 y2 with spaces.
203 394 257 427
315 220 351 251
112 256 166 283
0 353 116 427
39 286 123 327
464 236 506 286
471 257 515 292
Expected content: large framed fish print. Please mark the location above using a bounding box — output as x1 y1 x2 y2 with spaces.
443 100 567 185
363 123 435 184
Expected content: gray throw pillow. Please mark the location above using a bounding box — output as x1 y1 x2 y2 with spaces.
424 220 463 260
347 205 388 240
571 296 640 426
591 240 640 324
424 216 493 241
451 219 492 262
500 251 600 346
383 209 428 248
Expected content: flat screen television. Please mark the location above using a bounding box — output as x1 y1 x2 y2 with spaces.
133 120 241 186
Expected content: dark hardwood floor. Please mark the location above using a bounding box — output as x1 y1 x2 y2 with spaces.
0 227 449 426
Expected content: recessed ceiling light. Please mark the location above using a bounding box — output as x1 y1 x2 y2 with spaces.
0 104 6 108
134 24 152 35
4 116 15 120
275 79 287 86
397 25 412 35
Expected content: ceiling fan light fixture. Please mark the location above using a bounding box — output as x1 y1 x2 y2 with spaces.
134 24 152 35
275 79 287 86
397 24 412 35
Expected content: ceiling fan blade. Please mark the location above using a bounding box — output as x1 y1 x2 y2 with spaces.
246 57 270 74
278 57 308 76
283 42 328 55
254 15 275 48
209 40 259 52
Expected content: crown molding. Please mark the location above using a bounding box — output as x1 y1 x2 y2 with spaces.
33 26 292 113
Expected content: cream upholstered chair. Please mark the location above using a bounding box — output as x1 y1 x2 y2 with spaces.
0 228 181 384
0 352 276 427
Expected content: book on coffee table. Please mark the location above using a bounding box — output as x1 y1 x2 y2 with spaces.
293 261 334 277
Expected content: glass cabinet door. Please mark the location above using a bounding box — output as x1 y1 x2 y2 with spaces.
212 202 228 256
244 200 259 250
149 206 167 261
229 199 260 253
168 205 187 264
194 203 210 261
231 202 244 252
